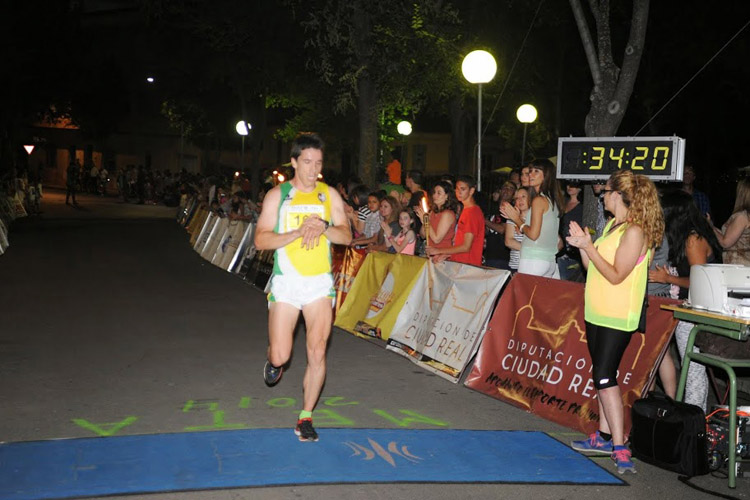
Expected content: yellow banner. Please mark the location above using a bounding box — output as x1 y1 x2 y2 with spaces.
332 247 366 318
334 252 427 340
187 208 209 244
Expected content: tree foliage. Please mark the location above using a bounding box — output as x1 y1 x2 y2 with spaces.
295 0 462 185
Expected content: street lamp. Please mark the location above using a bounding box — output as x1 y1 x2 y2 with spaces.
516 104 537 165
462 50 497 192
235 120 251 172
397 120 412 170
397 120 412 136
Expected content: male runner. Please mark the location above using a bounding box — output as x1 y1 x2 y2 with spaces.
253 133 351 441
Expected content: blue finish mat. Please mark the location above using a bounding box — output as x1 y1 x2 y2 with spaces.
0 429 623 499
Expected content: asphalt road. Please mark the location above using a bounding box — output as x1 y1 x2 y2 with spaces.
0 189 747 500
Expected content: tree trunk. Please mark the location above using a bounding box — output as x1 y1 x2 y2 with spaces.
350 1 378 188
249 94 266 201
570 0 650 229
570 0 649 136
357 75 378 187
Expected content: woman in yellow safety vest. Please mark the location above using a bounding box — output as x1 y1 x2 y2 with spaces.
565 170 664 475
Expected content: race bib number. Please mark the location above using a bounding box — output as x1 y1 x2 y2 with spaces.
285 204 325 231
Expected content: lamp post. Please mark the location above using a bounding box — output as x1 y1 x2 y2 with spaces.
516 104 537 165
397 120 412 169
462 50 497 192
235 120 251 172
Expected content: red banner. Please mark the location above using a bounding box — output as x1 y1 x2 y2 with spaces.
464 273 678 435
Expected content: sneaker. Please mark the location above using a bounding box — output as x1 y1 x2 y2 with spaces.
612 448 637 474
294 418 319 442
570 431 613 454
263 360 283 387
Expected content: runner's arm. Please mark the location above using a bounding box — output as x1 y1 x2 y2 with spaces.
324 187 353 246
253 186 302 250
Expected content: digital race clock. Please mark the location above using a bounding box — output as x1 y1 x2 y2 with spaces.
556 136 686 182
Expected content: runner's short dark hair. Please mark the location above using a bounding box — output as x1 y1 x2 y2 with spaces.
291 133 325 160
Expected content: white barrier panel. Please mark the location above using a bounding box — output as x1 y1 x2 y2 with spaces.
188 209 210 246
201 217 229 261
386 261 510 383
212 220 248 270
0 219 8 254
230 223 256 274
12 193 27 219
178 198 198 226
1 196 16 221
193 213 219 253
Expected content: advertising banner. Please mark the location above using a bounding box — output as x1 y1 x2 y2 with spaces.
12 193 27 219
193 212 217 252
200 217 229 261
387 262 510 382
187 208 209 243
463 273 678 434
332 247 366 318
0 219 8 251
229 223 256 274
213 221 250 270
334 252 427 340
179 198 199 227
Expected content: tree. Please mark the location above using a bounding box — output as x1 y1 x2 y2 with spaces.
569 0 649 136
141 0 309 196
569 0 649 229
297 0 461 186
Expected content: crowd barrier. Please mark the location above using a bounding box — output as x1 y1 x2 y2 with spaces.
177 198 256 276
176 196 680 436
464 275 678 435
334 252 509 383
0 192 29 256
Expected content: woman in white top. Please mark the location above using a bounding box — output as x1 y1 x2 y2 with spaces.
501 158 563 278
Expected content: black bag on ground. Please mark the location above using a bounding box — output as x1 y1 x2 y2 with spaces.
629 392 709 477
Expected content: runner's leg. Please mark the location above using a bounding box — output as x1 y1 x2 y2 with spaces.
267 302 300 367
300 297 333 412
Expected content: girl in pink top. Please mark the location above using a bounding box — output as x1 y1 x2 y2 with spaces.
385 209 417 255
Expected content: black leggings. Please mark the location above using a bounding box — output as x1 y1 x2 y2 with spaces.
585 321 634 390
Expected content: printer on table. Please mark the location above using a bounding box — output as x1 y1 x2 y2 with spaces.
689 264 750 317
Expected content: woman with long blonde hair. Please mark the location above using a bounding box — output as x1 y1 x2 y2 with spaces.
712 177 750 265
566 170 664 475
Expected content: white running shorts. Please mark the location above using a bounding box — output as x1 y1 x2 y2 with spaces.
268 273 335 310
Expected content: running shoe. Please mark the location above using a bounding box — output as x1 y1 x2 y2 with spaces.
612 447 637 474
570 431 613 454
295 418 319 442
263 360 283 387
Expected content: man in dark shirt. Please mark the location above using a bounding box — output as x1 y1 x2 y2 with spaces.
65 160 80 205
682 165 711 218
